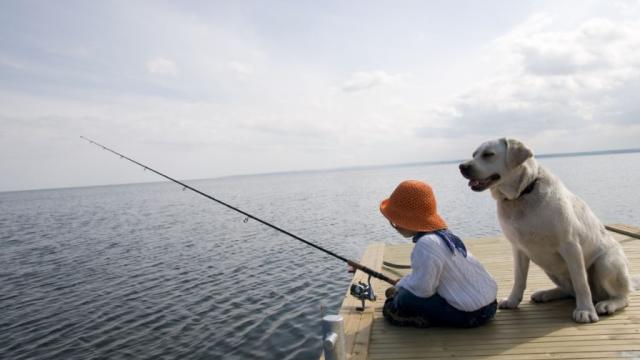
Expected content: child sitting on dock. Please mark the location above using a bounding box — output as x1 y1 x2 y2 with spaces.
380 180 498 328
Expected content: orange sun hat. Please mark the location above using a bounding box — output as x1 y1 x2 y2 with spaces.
380 180 447 232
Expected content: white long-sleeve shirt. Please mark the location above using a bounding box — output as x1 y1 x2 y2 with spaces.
397 233 498 312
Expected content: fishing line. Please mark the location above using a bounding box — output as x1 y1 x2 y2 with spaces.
80 136 397 308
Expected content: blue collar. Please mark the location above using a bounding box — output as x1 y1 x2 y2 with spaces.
413 229 468 257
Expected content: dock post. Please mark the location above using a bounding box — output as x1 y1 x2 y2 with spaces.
321 314 346 360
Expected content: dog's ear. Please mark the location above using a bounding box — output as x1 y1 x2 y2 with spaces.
502 138 533 168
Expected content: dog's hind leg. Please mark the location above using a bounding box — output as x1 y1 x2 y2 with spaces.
591 246 631 315
531 272 573 303
633 275 640 291
596 297 629 315
531 287 571 303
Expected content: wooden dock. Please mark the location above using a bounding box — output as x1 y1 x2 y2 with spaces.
329 224 640 360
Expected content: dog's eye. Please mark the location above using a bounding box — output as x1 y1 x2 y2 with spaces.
482 152 495 159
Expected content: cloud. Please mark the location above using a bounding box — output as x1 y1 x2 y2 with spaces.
341 70 403 93
146 57 178 76
418 16 640 138
508 18 632 76
0 55 25 70
227 61 253 76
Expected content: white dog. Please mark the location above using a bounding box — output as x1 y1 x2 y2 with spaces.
459 138 639 323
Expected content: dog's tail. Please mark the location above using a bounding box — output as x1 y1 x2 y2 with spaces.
632 275 640 292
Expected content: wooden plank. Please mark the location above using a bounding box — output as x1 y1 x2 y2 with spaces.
606 224 640 239
369 337 640 352
368 351 639 360
366 344 640 359
371 323 640 338
320 242 386 360
349 242 385 360
369 333 640 346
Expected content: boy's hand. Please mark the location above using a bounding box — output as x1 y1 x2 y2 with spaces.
385 286 397 298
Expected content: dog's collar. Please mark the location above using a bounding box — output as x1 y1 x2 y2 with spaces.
516 178 538 199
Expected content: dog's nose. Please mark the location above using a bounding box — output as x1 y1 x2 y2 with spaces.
459 163 470 176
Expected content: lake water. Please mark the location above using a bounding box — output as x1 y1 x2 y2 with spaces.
1 153 639 359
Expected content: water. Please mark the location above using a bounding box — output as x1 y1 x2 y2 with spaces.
1 153 639 359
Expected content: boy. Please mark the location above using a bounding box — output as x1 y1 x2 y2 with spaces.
380 180 498 328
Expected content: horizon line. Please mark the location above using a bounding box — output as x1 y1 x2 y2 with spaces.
3 147 640 194
224 147 640 178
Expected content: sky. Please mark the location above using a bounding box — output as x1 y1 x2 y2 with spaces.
1 0 640 192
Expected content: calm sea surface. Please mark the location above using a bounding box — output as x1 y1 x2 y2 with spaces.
1 153 639 359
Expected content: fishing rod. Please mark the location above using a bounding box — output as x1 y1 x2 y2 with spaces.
80 136 397 310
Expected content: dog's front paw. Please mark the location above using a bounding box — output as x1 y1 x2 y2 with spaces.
498 297 520 309
573 307 599 323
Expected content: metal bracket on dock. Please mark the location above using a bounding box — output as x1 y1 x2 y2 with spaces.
322 314 346 360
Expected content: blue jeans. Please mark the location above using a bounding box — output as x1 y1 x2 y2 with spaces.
384 287 497 328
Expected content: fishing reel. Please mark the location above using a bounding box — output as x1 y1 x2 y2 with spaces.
350 274 376 311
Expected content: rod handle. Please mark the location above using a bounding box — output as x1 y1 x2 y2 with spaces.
347 260 398 285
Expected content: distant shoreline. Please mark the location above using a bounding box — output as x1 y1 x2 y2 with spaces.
245 147 640 177
3 148 640 194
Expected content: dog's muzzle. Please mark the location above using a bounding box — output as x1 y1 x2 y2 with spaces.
459 163 472 178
